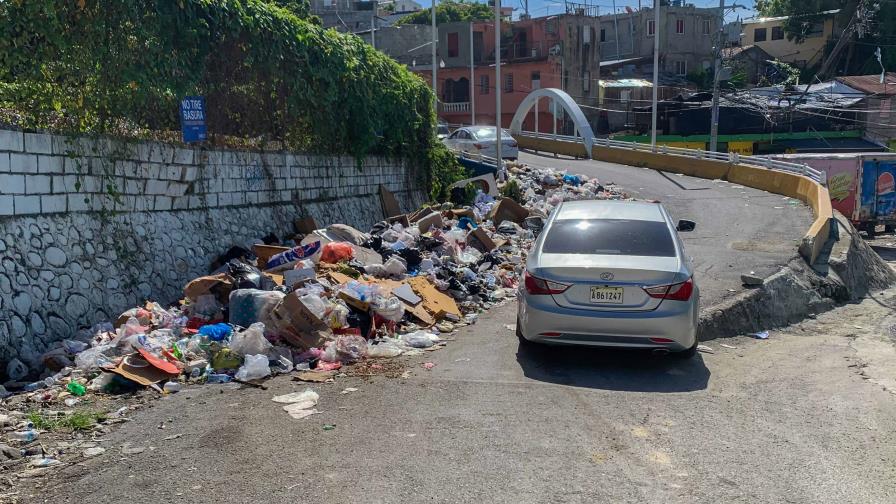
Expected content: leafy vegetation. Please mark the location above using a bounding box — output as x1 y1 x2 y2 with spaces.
397 0 493 25
0 0 464 197
500 178 524 204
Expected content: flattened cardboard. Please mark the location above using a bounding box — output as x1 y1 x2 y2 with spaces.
294 216 318 235
283 267 316 287
408 207 432 223
387 214 411 228
338 290 371 311
487 198 529 225
270 293 334 350
392 283 422 306
408 277 461 320
110 354 177 386
183 273 232 300
379 185 403 218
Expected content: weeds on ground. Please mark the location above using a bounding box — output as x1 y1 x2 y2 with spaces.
27 410 107 431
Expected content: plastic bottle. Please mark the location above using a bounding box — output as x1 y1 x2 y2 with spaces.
163 381 182 393
9 430 38 442
206 373 232 384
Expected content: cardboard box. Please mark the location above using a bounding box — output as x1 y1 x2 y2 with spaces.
446 208 478 221
488 198 529 225
183 273 233 300
467 227 503 253
416 211 445 233
270 293 334 349
387 214 411 228
253 244 290 270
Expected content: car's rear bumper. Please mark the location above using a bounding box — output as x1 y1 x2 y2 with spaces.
517 291 698 350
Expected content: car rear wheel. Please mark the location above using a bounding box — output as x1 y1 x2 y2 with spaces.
515 316 532 347
673 339 698 359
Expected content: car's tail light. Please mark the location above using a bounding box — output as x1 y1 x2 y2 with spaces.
644 278 694 301
508 141 518 147
473 143 484 149
540 332 562 337
524 271 570 295
649 337 675 343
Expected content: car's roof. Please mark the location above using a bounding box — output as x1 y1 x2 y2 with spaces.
555 200 666 222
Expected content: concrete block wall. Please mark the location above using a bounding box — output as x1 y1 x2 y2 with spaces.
0 129 426 373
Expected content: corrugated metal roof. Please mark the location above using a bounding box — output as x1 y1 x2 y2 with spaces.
835 73 896 96
599 79 653 88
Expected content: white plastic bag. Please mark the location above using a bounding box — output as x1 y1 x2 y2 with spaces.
229 323 273 357
400 331 439 348
235 354 271 381
367 338 404 358
373 296 405 322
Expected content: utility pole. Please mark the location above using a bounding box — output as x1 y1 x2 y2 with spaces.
432 0 438 115
470 22 476 125
495 0 502 164
650 0 660 149
710 3 746 152
371 2 376 49
612 0 620 60
708 0 724 153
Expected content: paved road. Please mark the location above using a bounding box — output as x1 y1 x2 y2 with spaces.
22 298 896 504
519 152 814 308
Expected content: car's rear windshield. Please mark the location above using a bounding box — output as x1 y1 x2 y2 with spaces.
473 127 513 140
541 219 676 257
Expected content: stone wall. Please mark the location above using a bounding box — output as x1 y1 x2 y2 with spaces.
0 129 426 373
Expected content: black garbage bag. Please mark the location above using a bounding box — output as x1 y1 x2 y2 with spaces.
346 308 373 338
369 221 390 236
398 247 423 268
210 246 255 273
362 235 384 252
227 260 275 291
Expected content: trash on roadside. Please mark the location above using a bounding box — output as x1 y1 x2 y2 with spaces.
750 331 770 339
696 344 714 354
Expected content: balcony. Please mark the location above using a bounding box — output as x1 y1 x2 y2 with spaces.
441 102 470 114
484 41 549 63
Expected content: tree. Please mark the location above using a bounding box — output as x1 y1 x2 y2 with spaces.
396 0 493 25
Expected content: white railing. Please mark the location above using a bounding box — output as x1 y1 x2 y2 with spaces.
451 147 500 169
515 130 828 186
441 102 471 113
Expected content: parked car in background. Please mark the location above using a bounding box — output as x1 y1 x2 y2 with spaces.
443 126 519 160
517 200 700 357
436 123 451 141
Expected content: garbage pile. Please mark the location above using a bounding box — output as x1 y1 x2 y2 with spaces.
0 162 626 471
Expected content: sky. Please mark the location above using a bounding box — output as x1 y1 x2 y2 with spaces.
415 0 758 22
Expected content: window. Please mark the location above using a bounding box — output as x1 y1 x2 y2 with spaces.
647 19 655 36
542 219 676 257
674 60 687 76
676 19 684 35
806 21 824 38
447 32 459 58
504 73 514 93
771 26 784 40
702 19 711 35
583 71 591 93
600 28 606 42
480 75 489 94
531 71 541 90
754 27 767 42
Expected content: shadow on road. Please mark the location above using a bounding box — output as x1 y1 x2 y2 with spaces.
515 342 710 393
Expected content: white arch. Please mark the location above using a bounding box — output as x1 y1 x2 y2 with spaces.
509 88 594 158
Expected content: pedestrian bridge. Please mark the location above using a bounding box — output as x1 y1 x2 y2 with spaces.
508 88 595 159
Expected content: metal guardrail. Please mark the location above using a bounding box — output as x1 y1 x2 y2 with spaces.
452 148 500 169
515 131 828 186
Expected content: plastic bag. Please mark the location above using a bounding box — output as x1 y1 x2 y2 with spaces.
400 331 439 348
383 256 407 277
234 354 271 381
324 300 351 329
6 358 27 381
74 344 115 370
335 335 368 363
229 322 273 357
320 242 354 264
228 260 276 289
298 293 328 320
367 338 404 358
373 296 405 322
198 323 232 342
228 289 285 328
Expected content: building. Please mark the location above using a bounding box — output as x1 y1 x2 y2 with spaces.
740 9 840 70
409 8 601 132
310 0 419 33
598 4 719 80
836 73 896 148
722 45 773 85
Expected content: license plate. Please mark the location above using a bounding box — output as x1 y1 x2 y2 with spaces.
590 286 624 304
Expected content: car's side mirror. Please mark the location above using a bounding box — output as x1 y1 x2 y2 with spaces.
676 219 696 232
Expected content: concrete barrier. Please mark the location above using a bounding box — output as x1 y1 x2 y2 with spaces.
516 136 833 265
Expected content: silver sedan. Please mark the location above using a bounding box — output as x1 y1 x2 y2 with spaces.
516 200 700 357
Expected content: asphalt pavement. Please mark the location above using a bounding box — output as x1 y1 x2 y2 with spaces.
21 300 896 504
519 152 814 308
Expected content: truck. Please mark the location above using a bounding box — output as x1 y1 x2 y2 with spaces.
767 153 896 237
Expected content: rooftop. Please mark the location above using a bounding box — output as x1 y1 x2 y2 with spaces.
742 9 839 25
835 73 896 97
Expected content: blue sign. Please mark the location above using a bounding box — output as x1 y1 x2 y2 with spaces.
180 96 207 143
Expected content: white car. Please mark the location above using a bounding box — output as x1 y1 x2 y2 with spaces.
444 126 519 160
